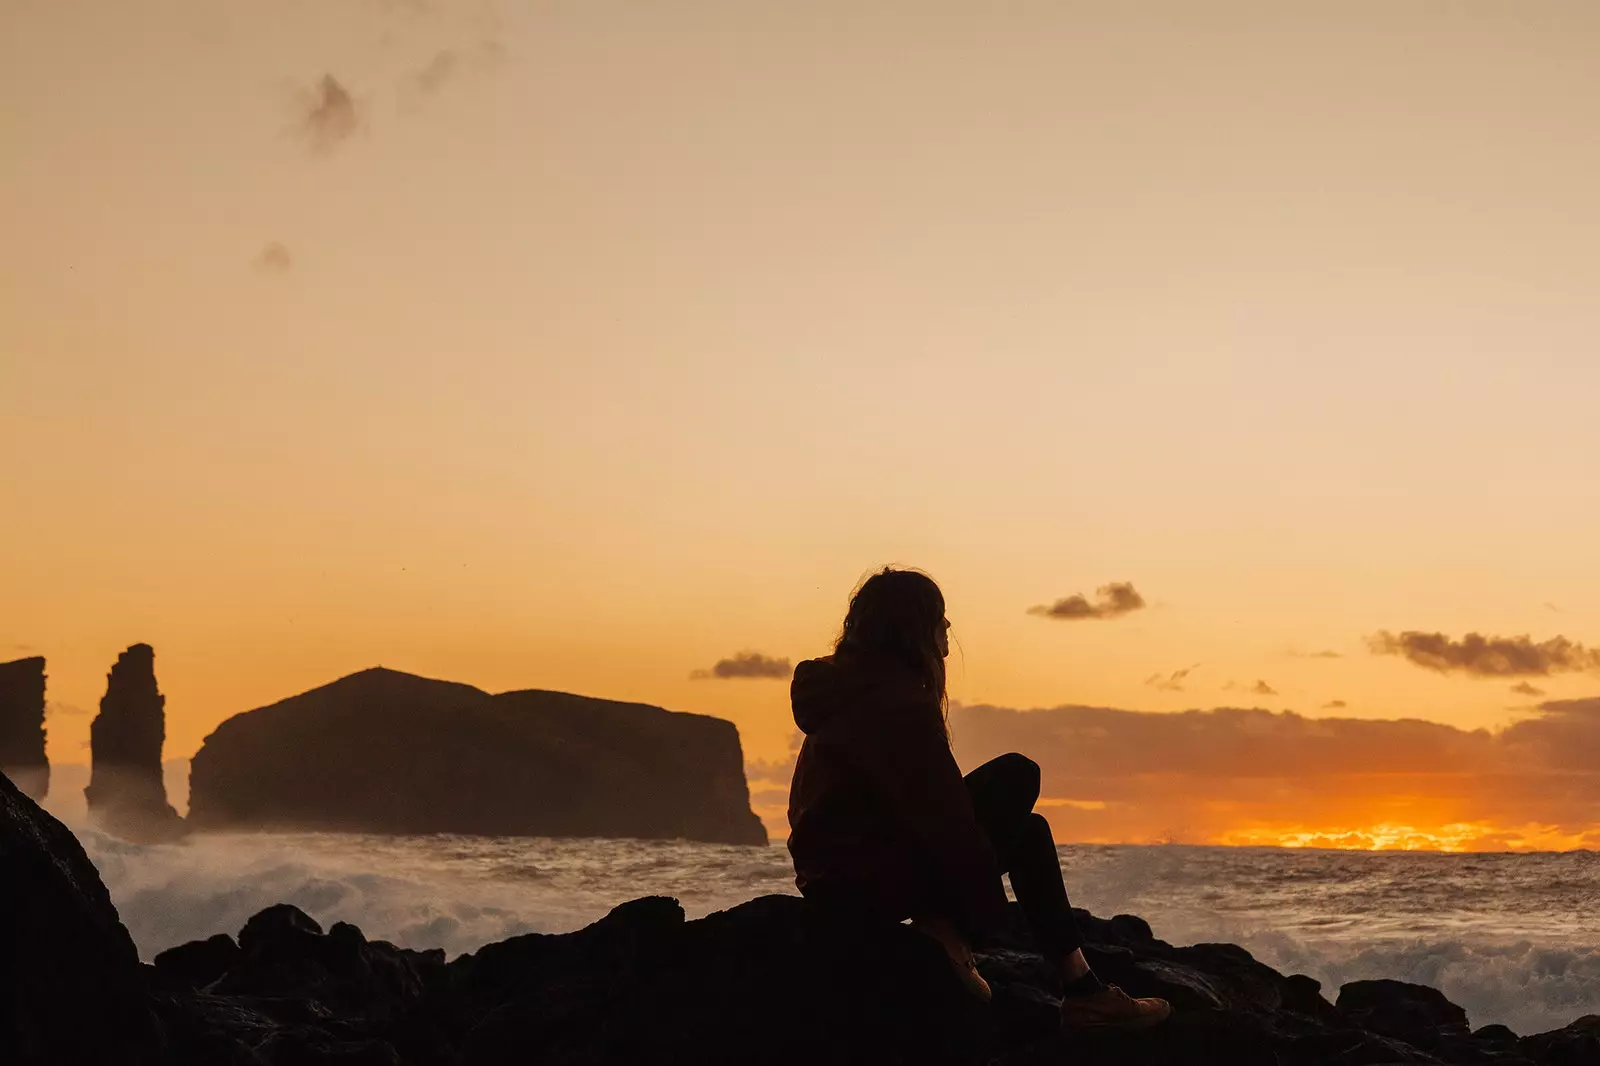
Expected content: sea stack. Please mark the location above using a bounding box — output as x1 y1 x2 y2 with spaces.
85 644 185 841
0 656 49 799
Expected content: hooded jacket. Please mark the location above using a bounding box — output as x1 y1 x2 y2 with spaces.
786 651 1011 943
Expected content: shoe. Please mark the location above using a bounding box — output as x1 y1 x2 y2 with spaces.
1059 984 1172 1030
956 958 993 1003
911 916 992 1003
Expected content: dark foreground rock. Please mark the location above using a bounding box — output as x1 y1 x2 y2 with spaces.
188 667 767 846
7 766 1600 1065
0 768 163 1065
142 894 1600 1066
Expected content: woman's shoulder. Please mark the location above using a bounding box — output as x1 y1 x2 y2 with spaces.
800 651 933 708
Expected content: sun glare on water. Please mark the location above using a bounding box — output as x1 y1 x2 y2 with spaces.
1215 823 1596 853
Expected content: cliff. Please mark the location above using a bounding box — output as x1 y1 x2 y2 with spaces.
85 644 185 841
0 656 48 799
187 667 768 845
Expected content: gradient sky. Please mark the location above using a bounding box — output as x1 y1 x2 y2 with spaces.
5 1 1600 847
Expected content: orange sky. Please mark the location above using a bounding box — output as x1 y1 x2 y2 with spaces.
5 1 1600 849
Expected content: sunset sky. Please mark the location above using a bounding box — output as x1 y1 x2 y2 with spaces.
5 1 1600 849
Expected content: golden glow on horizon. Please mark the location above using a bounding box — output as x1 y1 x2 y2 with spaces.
1215 822 1599 854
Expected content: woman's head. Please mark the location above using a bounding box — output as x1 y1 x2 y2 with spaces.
835 567 950 707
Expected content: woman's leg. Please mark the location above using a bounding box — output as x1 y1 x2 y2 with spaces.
962 753 1084 965
964 753 1173 1029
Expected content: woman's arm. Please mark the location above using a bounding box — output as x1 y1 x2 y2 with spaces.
844 691 1012 943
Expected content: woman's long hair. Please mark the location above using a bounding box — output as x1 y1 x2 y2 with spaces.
834 567 948 729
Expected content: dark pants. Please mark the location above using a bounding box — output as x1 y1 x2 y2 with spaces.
964 752 1083 957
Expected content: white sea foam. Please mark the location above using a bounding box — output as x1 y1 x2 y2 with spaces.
64 826 1600 1037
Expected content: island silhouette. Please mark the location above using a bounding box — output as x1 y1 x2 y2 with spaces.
188 665 767 845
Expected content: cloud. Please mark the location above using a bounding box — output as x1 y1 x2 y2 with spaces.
1369 631 1600 678
45 700 90 717
690 651 792 681
1322 700 1347 709
1029 582 1146 621
1292 650 1344 660
297 74 361 153
253 242 293 273
408 51 460 94
948 697 1600 850
5 644 35 654
1251 680 1277 697
745 732 801 836
746 732 801 785
401 39 507 102
1510 682 1547 698
1144 664 1199 692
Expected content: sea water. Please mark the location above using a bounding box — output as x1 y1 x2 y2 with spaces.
73 828 1599 1036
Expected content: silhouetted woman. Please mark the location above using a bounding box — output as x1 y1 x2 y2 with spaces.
786 568 1172 1030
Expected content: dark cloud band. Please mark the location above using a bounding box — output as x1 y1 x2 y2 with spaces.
1370 630 1600 678
948 697 1600 847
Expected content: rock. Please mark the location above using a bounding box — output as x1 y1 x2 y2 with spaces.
440 894 688 1035
187 667 767 845
1281 973 1340 1022
1338 978 1472 1049
453 893 988 1066
155 933 243 990
0 655 49 799
85 644 186 841
239 903 326 958
0 767 163 1065
216 903 440 1019
1522 1014 1600 1066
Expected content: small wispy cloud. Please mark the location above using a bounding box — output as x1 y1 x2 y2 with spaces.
297 74 362 154
746 731 802 783
253 242 293 273
46 701 90 717
1029 582 1146 621
1291 649 1344 660
1144 664 1199 692
691 651 793 681
1322 699 1347 710
1510 682 1547 698
402 40 507 101
408 51 460 94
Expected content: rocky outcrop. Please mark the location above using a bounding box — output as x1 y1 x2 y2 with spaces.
86 644 185 841
0 769 163 1065
141 893 1599 1066
0 656 48 799
187 667 767 845
4 784 1597 1066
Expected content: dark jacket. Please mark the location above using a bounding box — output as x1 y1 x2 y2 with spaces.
786 651 1010 943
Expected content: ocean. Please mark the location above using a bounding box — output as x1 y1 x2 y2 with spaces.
73 828 1599 1037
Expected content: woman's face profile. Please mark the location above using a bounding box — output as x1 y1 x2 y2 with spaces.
937 617 951 658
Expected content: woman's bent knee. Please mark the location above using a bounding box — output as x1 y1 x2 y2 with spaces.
996 752 1041 801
